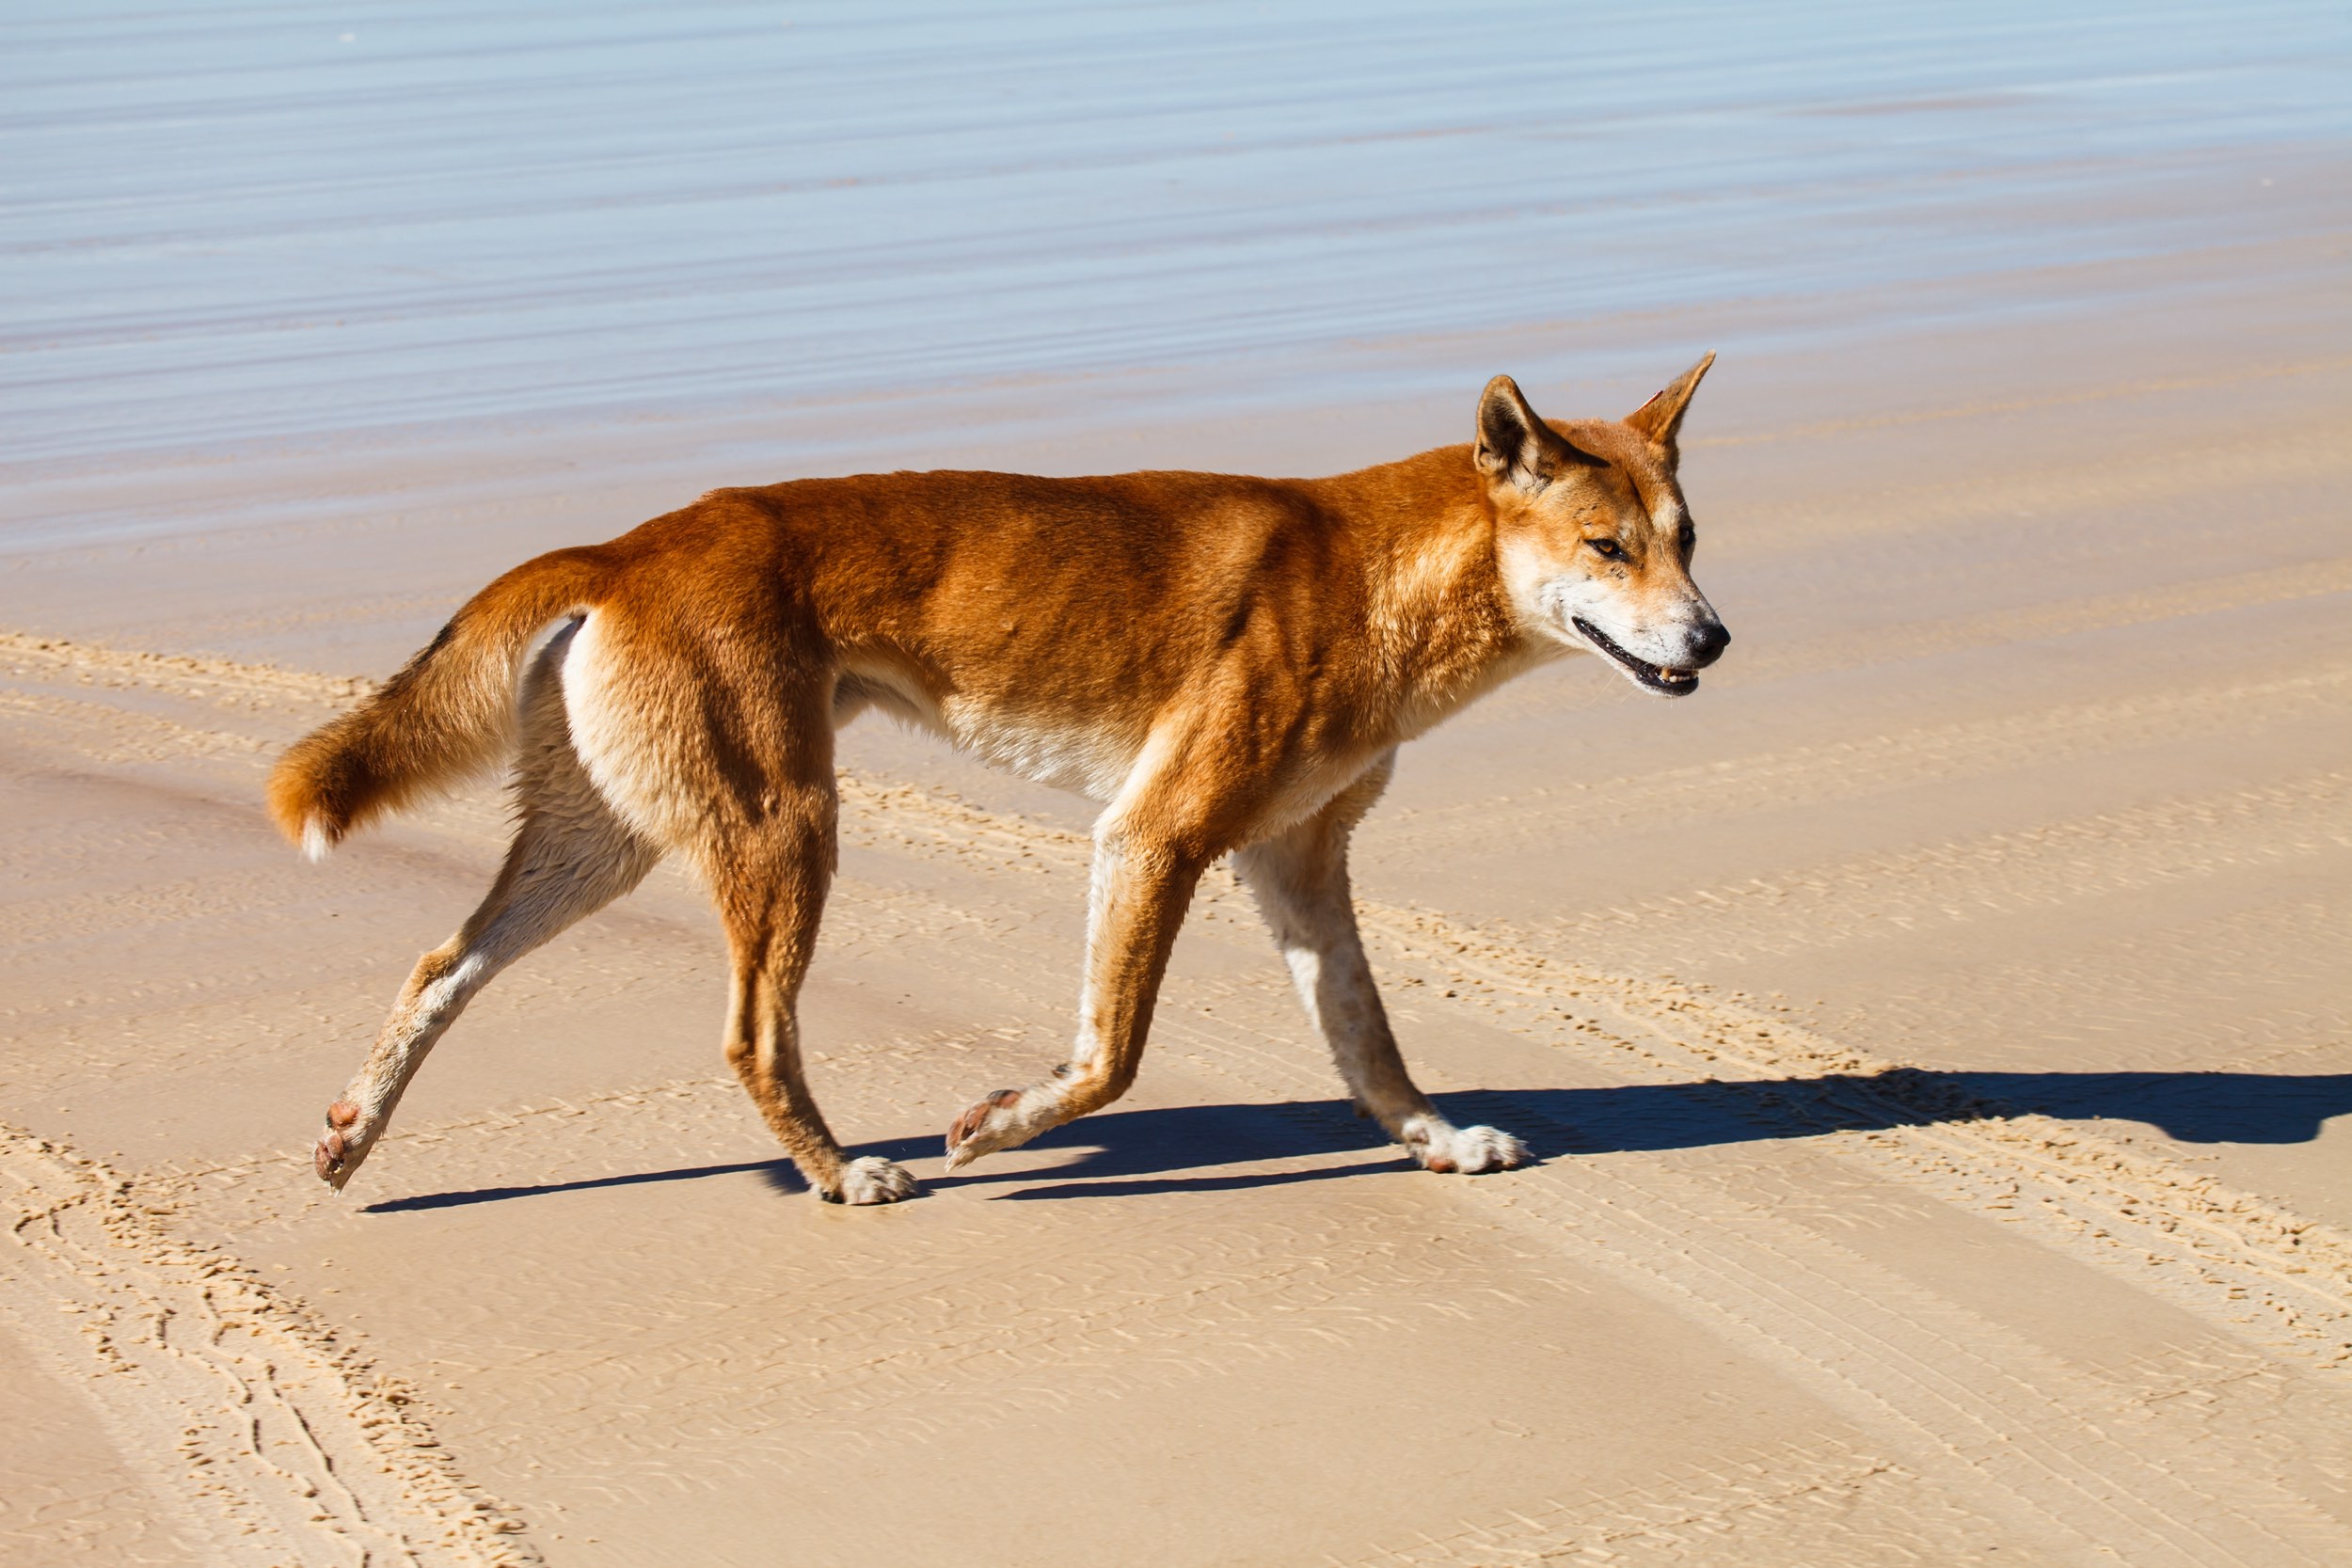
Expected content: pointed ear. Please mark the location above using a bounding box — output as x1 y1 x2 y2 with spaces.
1474 374 1576 494
1623 352 1715 457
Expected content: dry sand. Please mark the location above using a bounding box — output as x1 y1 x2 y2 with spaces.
5 5 2350 1565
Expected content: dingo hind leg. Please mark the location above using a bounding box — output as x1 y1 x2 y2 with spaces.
560 607 914 1204
315 625 661 1188
1232 754 1528 1175
655 658 916 1206
709 806 916 1206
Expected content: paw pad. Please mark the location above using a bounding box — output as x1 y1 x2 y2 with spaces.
948 1088 1023 1149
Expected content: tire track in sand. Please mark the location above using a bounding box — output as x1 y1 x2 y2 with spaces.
1515 768 2352 972
0 630 376 706
0 1124 538 1567
1381 658 2352 853
1735 552 2352 688
1337 1436 1965 1566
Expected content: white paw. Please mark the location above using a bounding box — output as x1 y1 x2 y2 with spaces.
1407 1120 1529 1175
830 1156 921 1205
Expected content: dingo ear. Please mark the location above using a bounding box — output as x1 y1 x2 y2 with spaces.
1475 375 1585 494
1624 352 1715 458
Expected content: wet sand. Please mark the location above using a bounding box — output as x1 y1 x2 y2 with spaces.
5 4 2350 1565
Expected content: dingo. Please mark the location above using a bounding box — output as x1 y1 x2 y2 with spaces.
273 359 1727 1203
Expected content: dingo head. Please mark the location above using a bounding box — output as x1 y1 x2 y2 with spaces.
1476 356 1729 696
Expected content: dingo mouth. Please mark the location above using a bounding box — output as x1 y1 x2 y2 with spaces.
1571 617 1698 696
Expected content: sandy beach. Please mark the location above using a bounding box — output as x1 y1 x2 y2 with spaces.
5 4 2350 1564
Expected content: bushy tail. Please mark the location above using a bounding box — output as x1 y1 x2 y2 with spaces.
268 546 612 859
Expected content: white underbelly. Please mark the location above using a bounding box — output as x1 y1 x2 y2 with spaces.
839 663 1140 802
939 697 1142 801
838 664 1386 825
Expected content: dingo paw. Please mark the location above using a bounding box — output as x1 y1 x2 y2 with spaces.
313 1100 370 1190
824 1156 921 1205
1408 1121 1529 1175
945 1086 1056 1171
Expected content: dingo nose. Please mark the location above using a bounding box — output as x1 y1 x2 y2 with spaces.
1691 620 1730 664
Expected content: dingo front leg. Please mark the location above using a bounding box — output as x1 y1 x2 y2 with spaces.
1232 757 1528 1175
946 821 1205 1171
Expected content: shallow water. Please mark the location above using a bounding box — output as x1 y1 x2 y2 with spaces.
5 0 2346 478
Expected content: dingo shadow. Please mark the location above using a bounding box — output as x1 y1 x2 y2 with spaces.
362 1127 946 1212
979 1068 2352 1201
365 1069 2351 1212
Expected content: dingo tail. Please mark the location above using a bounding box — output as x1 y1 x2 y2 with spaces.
268 547 611 859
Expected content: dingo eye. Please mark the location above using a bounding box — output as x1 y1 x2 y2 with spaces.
1586 538 1624 560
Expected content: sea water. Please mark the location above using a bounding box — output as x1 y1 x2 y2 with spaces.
3 1 2345 480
